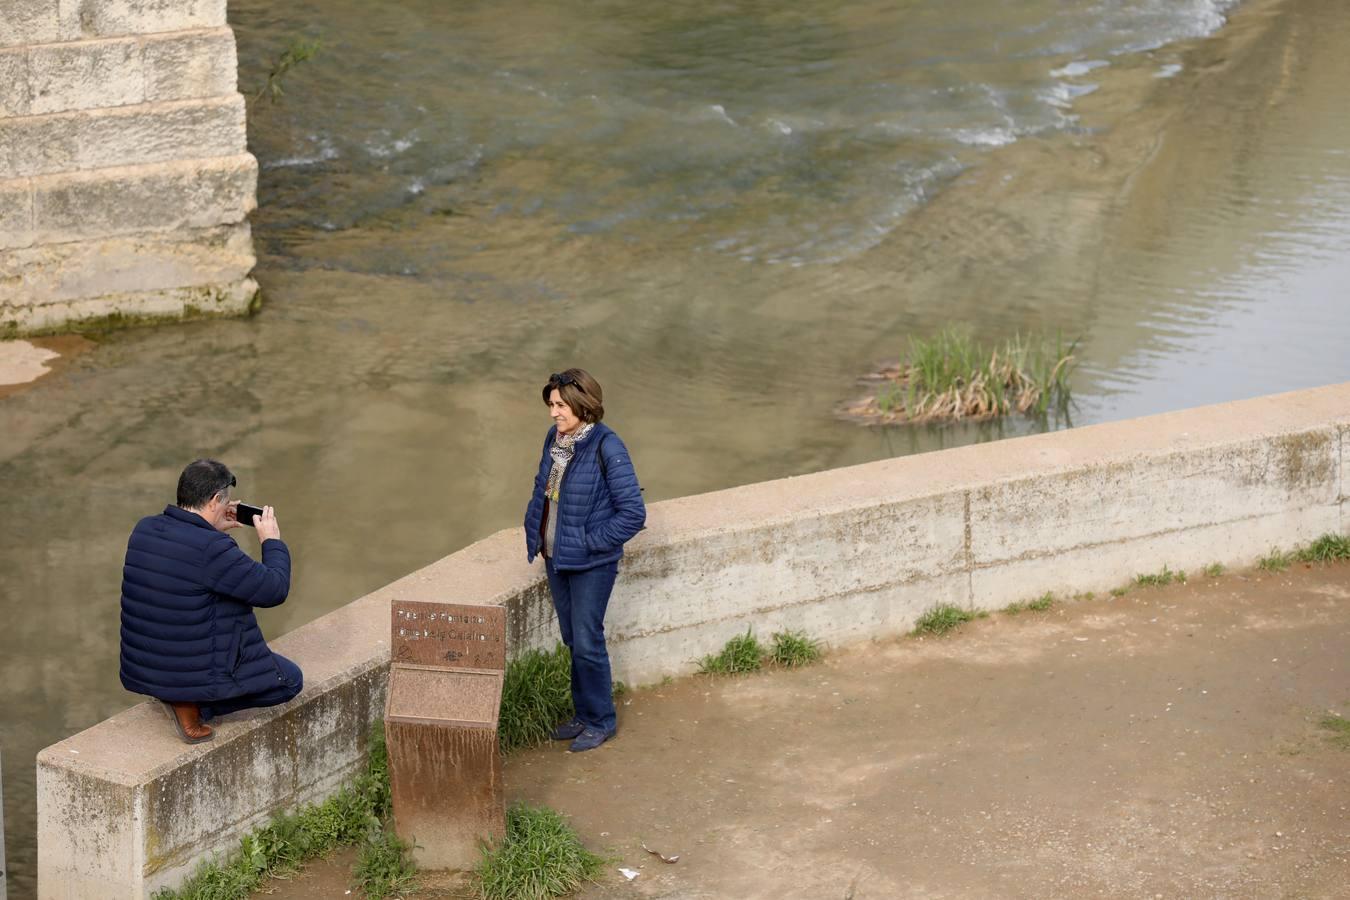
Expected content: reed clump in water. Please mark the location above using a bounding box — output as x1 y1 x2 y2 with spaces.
843 327 1077 425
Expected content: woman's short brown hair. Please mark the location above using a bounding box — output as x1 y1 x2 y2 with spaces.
542 368 604 423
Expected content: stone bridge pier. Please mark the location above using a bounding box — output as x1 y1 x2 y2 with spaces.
1 0 257 336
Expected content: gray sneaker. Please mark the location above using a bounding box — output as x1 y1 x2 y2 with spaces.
550 718 585 741
569 726 616 753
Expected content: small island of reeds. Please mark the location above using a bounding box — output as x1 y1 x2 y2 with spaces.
842 327 1077 425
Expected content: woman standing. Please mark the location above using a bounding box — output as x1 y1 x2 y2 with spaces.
523 369 646 752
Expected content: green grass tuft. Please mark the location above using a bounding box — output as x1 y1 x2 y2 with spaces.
769 629 822 667
354 829 417 898
1134 564 1185 587
856 327 1077 424
499 643 574 754
698 629 765 674
1005 592 1055 615
1258 549 1293 572
476 803 605 900
912 604 983 636
1203 562 1225 577
1295 533 1350 563
1320 714 1350 750
1109 586 1128 598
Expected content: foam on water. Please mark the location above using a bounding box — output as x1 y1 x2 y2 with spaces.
240 0 1250 266
1050 60 1109 78
951 127 1018 147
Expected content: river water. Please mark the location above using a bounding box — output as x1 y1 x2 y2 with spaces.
3 0 1350 891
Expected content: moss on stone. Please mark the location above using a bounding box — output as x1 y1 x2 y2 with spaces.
1271 431 1333 490
7 283 257 338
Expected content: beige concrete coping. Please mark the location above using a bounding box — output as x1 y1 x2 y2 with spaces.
37 382 1350 897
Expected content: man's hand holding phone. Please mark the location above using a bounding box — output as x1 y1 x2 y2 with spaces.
255 506 281 542
235 502 282 542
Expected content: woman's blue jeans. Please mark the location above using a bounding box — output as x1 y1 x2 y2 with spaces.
544 557 618 733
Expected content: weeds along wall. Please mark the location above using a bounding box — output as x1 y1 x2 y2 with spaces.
37 383 1350 897
0 0 257 335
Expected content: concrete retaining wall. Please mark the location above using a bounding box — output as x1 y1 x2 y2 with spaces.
36 383 1350 897
0 0 256 335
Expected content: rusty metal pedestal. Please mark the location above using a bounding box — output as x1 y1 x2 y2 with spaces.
385 601 507 870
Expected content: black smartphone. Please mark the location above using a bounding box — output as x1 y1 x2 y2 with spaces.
235 502 264 528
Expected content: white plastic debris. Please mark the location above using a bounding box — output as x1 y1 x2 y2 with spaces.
619 867 640 881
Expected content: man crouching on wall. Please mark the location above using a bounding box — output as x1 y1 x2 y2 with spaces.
119 458 303 744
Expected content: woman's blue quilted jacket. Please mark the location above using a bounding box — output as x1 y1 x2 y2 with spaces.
523 422 646 571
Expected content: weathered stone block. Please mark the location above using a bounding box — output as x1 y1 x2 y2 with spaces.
0 0 59 48
34 759 139 899
29 37 144 115
1 6 254 335
969 506 1341 610
0 178 35 250
0 48 32 117
615 492 967 637
57 0 227 42
143 28 237 102
0 223 254 306
136 673 385 893
969 432 1340 566
32 154 256 243
0 95 245 178
612 570 968 687
3 277 257 335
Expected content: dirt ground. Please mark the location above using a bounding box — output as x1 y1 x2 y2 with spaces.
263 561 1350 899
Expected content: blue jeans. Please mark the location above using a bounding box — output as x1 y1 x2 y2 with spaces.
545 558 618 733
199 652 304 723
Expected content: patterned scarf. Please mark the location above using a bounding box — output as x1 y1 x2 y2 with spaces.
545 422 595 502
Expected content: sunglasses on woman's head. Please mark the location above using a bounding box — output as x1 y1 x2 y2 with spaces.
551 373 577 386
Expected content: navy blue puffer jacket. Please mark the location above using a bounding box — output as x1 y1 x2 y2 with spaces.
120 506 293 703
524 423 646 571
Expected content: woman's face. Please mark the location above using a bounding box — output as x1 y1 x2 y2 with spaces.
547 388 583 435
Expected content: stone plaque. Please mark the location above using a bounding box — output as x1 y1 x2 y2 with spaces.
391 600 505 671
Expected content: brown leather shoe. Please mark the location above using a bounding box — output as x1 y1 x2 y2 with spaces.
161 701 213 744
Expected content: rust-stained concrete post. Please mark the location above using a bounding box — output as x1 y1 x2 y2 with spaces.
385 601 507 870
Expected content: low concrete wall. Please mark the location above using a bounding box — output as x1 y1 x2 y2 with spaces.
0 0 256 335
37 383 1349 897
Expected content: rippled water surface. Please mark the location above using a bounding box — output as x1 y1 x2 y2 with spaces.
242 0 1242 265
4 0 1350 890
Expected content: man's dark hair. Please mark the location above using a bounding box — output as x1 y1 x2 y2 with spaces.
177 458 235 509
